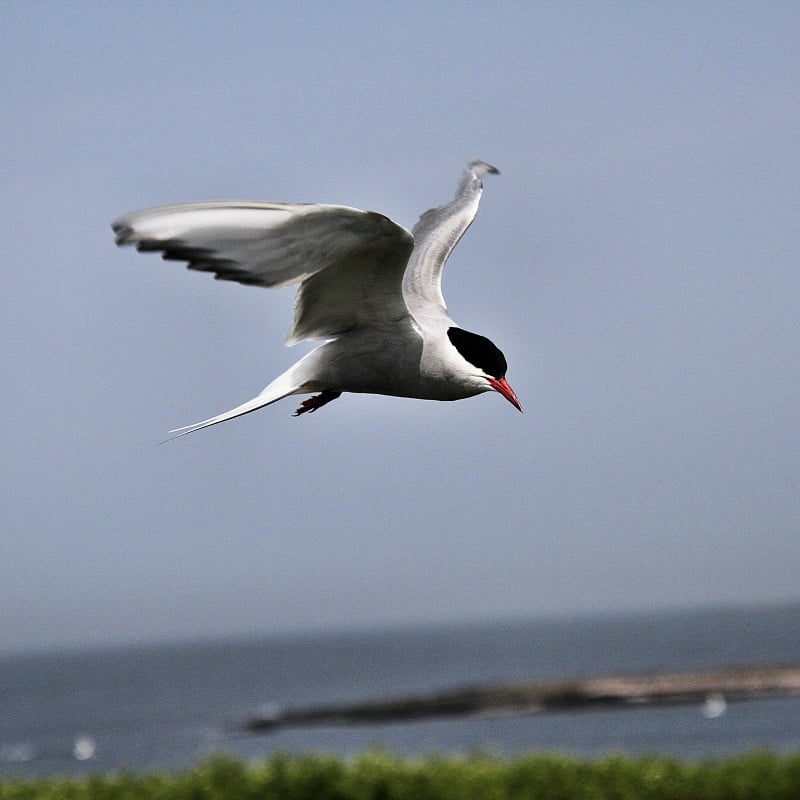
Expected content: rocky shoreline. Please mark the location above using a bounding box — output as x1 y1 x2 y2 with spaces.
237 662 800 734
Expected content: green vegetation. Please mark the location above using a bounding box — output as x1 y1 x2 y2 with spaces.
2 750 800 800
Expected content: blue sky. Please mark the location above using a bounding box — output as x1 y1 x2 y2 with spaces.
2 3 799 653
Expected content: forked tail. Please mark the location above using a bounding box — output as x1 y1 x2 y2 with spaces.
162 376 304 442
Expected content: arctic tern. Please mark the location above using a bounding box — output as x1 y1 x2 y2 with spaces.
113 160 521 436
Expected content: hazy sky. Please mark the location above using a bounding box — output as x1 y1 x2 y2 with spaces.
2 3 799 654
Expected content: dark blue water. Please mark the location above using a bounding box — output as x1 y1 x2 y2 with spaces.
1 604 799 777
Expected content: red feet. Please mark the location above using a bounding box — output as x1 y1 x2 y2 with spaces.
293 390 342 416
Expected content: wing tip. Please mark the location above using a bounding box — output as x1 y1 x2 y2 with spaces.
468 160 500 177
111 218 134 246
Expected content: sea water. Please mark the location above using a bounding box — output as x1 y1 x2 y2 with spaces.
1 604 799 777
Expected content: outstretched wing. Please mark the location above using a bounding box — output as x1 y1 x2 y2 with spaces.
402 160 499 321
113 201 414 344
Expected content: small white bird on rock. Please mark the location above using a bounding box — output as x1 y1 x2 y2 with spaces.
113 160 521 436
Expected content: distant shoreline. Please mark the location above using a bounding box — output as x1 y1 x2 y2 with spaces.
238 662 800 734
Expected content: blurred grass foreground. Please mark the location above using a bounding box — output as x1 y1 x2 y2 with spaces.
2 750 800 800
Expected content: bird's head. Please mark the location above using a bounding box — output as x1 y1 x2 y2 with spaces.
447 327 522 412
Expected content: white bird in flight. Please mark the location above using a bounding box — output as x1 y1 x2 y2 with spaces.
113 160 521 436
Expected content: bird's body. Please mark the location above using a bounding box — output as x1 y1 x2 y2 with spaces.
113 161 520 435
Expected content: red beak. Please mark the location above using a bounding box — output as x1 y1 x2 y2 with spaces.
487 377 523 412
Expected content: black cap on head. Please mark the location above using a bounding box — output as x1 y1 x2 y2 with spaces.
447 327 507 379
